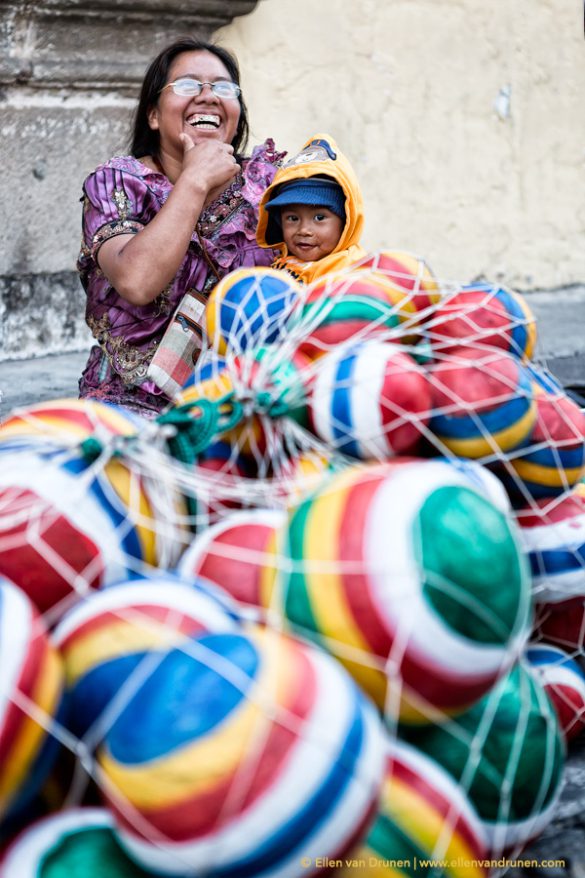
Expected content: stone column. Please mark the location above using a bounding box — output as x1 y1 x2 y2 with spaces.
0 0 259 360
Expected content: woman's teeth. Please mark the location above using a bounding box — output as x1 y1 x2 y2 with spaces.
188 114 220 129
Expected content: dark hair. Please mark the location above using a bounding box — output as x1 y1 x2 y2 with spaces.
129 37 249 161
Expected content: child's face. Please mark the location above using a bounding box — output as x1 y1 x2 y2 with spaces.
280 205 344 262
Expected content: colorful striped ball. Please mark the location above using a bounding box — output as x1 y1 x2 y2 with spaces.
177 508 286 611
515 491 585 604
308 340 432 459
274 458 531 723
205 267 300 356
509 381 585 499
526 643 585 742
99 625 385 877
52 575 239 740
404 663 565 853
0 581 65 825
291 270 419 360
0 808 148 877
0 446 188 615
429 284 537 360
338 739 488 877
357 250 440 316
0 398 145 452
428 347 536 459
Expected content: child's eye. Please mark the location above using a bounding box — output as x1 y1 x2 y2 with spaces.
283 213 298 223
314 213 326 222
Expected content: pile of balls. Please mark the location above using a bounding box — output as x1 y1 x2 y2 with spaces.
0 251 583 876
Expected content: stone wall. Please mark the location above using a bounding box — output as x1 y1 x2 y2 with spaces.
0 87 133 359
219 0 585 289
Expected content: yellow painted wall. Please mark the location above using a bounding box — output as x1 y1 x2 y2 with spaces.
219 0 585 289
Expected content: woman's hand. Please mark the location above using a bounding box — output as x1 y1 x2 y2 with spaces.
178 133 241 198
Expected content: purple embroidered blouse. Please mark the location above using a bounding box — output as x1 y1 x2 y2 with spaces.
77 139 283 417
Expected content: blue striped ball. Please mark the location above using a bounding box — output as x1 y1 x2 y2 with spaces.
205 268 300 356
428 347 536 459
308 339 431 459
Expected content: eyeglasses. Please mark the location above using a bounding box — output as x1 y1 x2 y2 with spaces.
161 79 241 99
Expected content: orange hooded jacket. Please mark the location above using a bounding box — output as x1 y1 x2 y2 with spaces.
256 133 366 284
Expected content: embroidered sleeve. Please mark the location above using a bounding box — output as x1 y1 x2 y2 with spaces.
81 165 156 259
89 219 144 256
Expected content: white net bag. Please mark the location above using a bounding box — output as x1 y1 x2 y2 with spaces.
0 253 582 875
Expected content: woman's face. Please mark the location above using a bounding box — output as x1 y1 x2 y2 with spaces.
148 50 241 158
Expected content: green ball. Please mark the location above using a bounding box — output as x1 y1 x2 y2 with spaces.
403 662 565 853
2 809 150 877
420 485 531 644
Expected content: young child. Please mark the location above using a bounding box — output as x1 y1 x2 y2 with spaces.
256 133 366 284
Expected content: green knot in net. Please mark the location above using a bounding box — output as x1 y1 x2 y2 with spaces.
79 436 107 462
157 394 244 464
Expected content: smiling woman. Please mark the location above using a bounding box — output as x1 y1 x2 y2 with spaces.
77 38 284 417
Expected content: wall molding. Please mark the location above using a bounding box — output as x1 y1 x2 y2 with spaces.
0 1 259 89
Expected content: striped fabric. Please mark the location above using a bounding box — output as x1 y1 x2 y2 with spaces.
147 293 207 399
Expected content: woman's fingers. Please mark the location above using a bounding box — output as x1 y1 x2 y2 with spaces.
181 139 240 190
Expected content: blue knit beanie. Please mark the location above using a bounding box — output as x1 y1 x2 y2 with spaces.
264 176 346 244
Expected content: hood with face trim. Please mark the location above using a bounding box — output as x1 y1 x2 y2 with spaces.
256 133 366 283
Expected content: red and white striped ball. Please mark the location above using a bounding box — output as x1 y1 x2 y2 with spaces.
0 580 65 824
178 508 286 611
525 644 585 742
308 340 432 460
510 384 585 499
515 490 585 604
357 250 440 316
429 284 537 360
0 445 188 616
